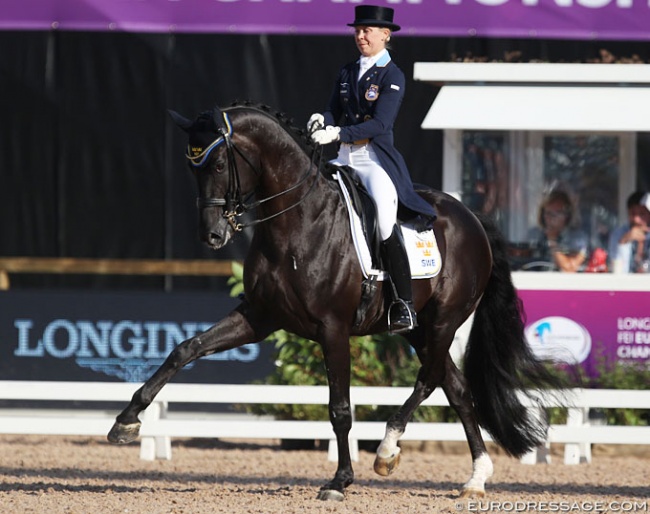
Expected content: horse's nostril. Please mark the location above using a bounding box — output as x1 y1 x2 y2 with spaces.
207 232 221 246
200 231 220 247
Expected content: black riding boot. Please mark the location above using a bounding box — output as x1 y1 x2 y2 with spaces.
381 225 417 334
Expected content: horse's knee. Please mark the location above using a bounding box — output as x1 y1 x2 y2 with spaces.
329 401 353 432
168 337 204 369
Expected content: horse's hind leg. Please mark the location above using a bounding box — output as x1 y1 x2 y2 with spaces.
442 354 493 498
108 303 271 444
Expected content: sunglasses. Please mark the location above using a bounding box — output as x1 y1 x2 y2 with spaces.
544 210 568 218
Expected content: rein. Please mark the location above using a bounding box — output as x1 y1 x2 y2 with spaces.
188 109 323 232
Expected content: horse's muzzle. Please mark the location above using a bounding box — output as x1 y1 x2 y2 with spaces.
201 227 233 250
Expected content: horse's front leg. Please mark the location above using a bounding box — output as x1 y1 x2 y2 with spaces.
373 325 450 477
373 364 442 476
108 302 272 444
316 330 353 502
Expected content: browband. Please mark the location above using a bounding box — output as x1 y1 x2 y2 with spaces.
185 112 233 168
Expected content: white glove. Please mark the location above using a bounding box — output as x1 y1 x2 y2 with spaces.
307 113 324 134
311 126 340 145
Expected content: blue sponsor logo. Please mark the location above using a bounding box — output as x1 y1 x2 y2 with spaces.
13 318 260 382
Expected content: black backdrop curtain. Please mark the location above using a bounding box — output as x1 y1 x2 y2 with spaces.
2 31 649 289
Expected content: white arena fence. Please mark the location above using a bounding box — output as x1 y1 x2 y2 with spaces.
0 381 647 465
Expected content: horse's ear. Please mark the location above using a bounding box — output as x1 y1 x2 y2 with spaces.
212 106 225 129
167 109 193 132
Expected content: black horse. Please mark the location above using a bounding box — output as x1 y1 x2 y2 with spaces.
108 103 562 501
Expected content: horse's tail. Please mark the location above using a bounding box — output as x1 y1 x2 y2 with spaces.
464 213 564 458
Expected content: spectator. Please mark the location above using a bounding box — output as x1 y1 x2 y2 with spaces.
526 190 589 272
608 191 650 273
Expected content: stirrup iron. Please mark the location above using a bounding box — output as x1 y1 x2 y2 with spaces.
387 298 417 334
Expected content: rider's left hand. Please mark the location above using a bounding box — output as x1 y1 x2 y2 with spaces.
311 126 341 145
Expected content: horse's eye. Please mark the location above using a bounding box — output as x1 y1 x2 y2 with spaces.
215 159 226 173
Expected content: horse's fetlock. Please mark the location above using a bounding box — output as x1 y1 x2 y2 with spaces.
133 387 153 406
338 470 355 488
386 416 407 434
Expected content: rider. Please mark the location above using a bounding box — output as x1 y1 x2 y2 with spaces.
308 5 436 333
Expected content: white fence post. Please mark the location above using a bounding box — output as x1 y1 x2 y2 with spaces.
564 407 589 465
140 401 171 461
327 437 360 462
520 406 552 465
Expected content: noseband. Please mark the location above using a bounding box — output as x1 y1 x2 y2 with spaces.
186 108 322 232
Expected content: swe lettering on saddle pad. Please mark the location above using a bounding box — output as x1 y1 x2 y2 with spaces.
335 171 442 280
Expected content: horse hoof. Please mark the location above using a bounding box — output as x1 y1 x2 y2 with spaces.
459 487 486 499
373 451 401 477
107 421 141 444
316 489 345 502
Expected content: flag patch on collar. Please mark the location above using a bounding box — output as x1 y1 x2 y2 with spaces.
391 84 400 90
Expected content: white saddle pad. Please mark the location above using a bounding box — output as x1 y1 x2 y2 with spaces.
335 171 442 280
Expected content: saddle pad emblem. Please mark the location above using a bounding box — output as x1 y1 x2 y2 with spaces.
401 227 442 278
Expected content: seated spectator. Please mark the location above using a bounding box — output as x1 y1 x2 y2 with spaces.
526 190 589 272
608 191 650 273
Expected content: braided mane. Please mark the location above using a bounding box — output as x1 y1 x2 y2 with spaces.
224 100 340 181
226 100 318 154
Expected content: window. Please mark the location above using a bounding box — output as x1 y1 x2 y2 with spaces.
543 135 619 251
445 130 636 271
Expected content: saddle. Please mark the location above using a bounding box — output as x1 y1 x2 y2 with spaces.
330 166 434 268
334 166 382 268
328 166 441 329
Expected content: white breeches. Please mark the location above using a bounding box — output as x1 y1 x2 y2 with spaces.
332 142 397 241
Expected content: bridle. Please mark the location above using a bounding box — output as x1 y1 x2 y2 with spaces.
186 108 323 232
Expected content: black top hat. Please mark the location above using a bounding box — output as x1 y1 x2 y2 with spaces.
347 5 401 32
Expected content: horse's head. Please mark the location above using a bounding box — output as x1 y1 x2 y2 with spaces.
169 107 254 250
171 104 321 250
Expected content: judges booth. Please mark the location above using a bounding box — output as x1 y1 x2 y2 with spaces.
414 63 650 375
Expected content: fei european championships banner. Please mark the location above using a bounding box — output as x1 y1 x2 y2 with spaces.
2 0 649 41
520 289 650 378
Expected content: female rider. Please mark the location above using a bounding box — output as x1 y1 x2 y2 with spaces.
308 5 436 333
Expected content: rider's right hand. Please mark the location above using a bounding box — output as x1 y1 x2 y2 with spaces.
307 113 324 134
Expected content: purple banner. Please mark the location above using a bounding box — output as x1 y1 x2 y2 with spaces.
1 0 650 40
519 290 650 377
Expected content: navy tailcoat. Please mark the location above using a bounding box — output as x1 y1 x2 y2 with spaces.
322 51 436 221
